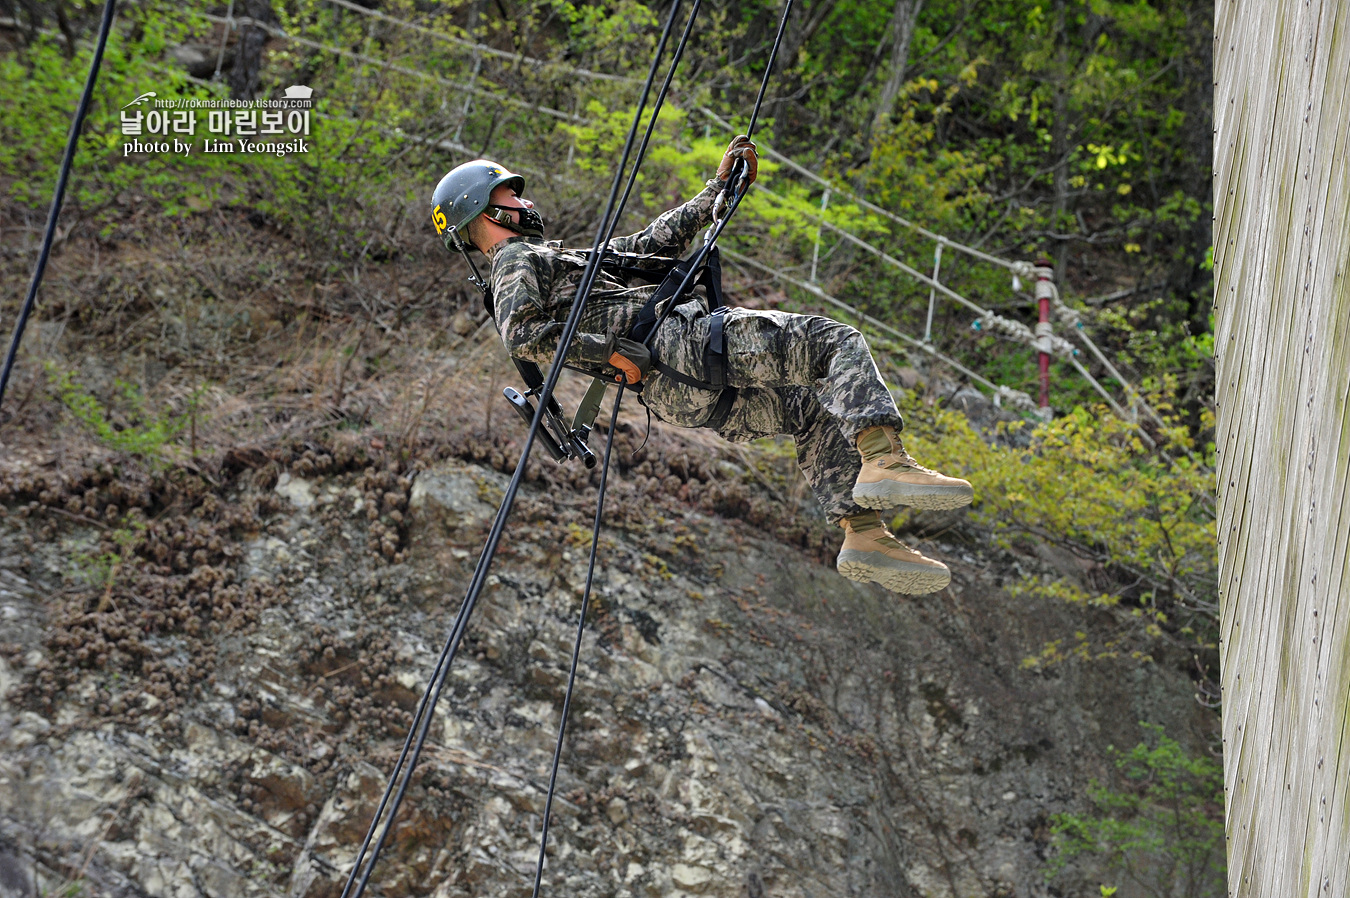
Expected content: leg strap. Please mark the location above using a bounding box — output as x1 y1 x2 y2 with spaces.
703 386 739 431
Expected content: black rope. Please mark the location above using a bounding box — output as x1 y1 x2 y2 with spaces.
0 0 118 415
520 8 707 883
338 3 687 894
641 0 794 350
611 0 704 230
529 385 624 898
342 0 783 886
742 0 792 146
521 13 710 883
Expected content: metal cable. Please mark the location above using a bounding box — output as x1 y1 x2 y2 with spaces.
720 248 1037 410
338 3 686 893
749 184 991 318
529 385 623 898
730 139 1194 446
699 105 1035 277
0 0 118 415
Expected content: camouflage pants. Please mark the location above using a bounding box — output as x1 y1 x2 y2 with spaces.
641 305 904 522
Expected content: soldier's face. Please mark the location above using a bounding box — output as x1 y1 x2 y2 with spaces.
489 184 535 225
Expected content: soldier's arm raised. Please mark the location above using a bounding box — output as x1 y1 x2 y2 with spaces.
607 179 722 257
493 244 614 369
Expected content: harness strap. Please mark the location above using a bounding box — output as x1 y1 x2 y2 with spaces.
704 386 739 430
640 362 738 430
624 246 735 429
703 307 728 388
629 246 726 345
651 359 710 390
585 248 682 284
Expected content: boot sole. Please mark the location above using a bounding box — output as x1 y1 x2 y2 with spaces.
852 480 974 511
837 550 951 595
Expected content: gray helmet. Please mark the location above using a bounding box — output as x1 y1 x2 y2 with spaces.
430 159 542 252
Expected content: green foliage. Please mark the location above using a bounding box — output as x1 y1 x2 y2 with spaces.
0 0 452 254
901 391 1216 662
69 519 147 592
544 0 658 63
1048 724 1225 898
47 365 189 458
0 9 230 219
860 74 991 231
718 0 1216 413
45 879 91 898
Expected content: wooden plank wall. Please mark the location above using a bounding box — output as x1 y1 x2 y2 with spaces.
1214 1 1350 896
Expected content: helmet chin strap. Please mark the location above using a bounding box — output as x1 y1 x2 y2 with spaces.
448 226 495 312
485 204 546 238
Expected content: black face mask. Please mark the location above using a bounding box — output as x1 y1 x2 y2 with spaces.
485 204 545 238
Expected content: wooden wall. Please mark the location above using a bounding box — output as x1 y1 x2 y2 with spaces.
1213 2 1350 896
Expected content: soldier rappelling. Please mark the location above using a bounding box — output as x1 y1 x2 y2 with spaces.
430 138 973 595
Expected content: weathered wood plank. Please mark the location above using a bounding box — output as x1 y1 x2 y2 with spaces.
1214 1 1350 895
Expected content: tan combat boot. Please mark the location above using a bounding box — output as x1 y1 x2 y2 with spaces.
852 426 974 511
836 510 951 595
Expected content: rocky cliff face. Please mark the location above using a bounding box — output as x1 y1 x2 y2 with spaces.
0 420 1212 898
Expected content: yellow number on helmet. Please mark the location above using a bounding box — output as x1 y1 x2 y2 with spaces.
432 205 448 233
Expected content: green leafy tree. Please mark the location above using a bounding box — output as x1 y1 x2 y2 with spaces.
1048 724 1225 898
900 393 1216 674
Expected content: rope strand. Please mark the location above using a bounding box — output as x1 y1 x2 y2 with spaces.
642 0 795 348
530 385 624 898
0 0 118 414
338 2 689 892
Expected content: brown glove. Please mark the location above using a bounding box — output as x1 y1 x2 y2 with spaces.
716 134 758 189
605 335 652 385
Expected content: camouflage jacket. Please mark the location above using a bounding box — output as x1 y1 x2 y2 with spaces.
484 180 724 371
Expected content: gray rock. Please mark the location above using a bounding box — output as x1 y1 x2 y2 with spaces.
0 455 1216 898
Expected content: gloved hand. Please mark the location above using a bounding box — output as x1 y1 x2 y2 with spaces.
716 134 758 189
605 335 652 385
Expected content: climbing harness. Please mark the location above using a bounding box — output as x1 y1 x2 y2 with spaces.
443 0 716 462
626 247 739 429
343 0 795 894
0 0 118 413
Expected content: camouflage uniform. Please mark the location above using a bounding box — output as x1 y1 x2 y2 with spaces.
486 180 904 523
